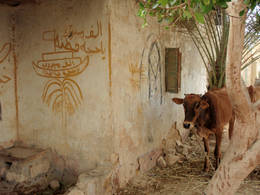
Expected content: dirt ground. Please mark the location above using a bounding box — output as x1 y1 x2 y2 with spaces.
118 131 260 195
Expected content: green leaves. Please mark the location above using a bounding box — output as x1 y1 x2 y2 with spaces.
158 0 168 6
137 0 259 26
201 5 212 14
183 10 192 19
239 10 245 16
137 3 146 18
216 0 229 8
203 0 210 5
195 12 205 23
139 1 144 9
152 3 160 9
244 0 258 10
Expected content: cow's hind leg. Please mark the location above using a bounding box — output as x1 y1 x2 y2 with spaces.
214 130 223 169
203 137 210 172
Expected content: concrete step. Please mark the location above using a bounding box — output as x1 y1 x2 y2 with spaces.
0 146 52 194
65 164 114 195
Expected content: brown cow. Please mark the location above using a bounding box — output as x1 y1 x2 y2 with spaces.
248 85 260 103
172 88 235 171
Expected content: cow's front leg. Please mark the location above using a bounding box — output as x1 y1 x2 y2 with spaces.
214 130 223 169
203 137 210 172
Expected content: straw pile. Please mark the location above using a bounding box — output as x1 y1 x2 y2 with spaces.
119 133 260 195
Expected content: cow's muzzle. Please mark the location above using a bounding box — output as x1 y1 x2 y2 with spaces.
183 121 194 129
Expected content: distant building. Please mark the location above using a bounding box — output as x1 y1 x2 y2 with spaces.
241 45 260 86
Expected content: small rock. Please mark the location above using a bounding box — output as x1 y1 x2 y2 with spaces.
49 180 60 190
178 159 184 163
176 140 182 146
157 156 167 168
110 153 119 165
182 147 189 156
191 134 197 140
175 145 184 154
62 168 77 186
166 154 180 166
0 167 7 177
66 188 84 195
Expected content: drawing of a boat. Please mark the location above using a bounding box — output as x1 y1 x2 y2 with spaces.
32 51 89 78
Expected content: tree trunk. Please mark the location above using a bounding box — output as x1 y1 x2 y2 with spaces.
205 0 260 194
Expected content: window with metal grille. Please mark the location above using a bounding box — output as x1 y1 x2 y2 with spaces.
165 48 181 93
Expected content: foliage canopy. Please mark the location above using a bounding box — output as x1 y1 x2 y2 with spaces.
138 0 259 89
138 0 259 25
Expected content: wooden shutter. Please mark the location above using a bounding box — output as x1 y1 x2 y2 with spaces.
165 48 181 93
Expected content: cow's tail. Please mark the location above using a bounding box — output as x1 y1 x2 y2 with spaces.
228 111 235 139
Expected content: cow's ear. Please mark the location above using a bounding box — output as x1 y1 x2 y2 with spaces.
200 100 209 109
172 98 184 104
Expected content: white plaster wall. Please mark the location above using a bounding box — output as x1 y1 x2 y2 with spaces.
15 0 113 172
110 0 207 185
2 0 207 185
162 31 207 137
0 5 17 148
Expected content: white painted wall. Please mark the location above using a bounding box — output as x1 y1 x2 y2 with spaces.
110 0 207 185
0 0 207 186
15 0 113 172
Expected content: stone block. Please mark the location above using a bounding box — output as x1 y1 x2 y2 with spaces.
137 148 162 173
49 179 60 190
165 154 180 166
1 147 51 183
6 171 28 183
30 159 50 178
65 164 113 195
66 187 85 195
0 146 54 194
157 156 167 168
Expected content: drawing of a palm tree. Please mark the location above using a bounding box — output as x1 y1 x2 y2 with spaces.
42 78 83 127
32 50 89 127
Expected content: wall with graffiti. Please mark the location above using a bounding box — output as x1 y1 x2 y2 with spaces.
16 0 113 171
1 0 207 185
0 7 17 149
110 0 207 185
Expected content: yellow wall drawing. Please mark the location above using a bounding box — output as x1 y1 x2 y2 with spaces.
32 21 105 127
0 43 12 85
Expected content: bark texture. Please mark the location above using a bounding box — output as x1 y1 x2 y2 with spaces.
205 0 260 194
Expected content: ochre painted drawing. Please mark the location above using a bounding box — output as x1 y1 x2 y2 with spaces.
129 63 145 90
0 42 12 85
33 21 105 127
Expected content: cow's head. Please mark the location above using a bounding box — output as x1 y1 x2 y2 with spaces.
172 94 209 130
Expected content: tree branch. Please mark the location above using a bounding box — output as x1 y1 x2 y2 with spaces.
226 0 251 121
253 100 260 111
